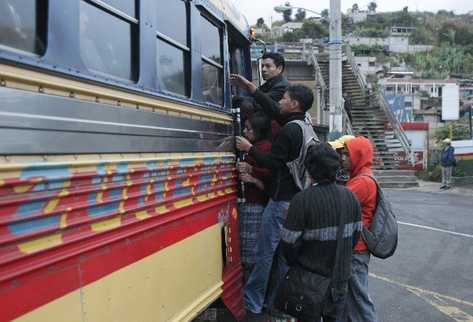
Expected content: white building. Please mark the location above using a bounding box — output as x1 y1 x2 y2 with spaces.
353 56 383 76
272 22 304 38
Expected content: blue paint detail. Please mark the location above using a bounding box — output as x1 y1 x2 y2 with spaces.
87 201 119 217
32 183 47 192
20 165 70 180
9 215 60 235
116 163 129 173
200 175 212 182
146 161 158 170
111 175 125 182
153 182 165 193
155 192 165 202
174 187 192 197
179 159 195 167
87 192 97 206
96 163 107 176
92 176 102 185
175 179 183 189
16 200 48 217
140 184 148 195
138 197 146 206
203 157 215 165
197 183 208 192
108 188 122 200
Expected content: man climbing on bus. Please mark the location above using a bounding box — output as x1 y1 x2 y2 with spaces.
258 52 289 102
231 73 318 321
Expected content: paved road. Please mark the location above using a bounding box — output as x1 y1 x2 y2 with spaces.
370 188 473 322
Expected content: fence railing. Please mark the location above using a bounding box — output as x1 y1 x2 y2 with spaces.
309 52 329 126
377 92 414 164
345 46 368 96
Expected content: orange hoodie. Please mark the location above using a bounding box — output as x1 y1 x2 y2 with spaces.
345 136 377 252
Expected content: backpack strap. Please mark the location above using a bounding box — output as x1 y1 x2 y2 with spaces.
359 174 381 208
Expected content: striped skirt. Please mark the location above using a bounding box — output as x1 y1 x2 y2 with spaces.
238 202 265 266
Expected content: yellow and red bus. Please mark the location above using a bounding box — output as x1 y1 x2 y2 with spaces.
0 0 252 321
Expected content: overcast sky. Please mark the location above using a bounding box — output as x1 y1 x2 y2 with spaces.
236 0 473 25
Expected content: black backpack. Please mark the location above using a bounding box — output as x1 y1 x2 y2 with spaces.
361 175 398 259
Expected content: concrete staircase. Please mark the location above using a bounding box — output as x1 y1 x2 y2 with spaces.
373 170 419 188
316 54 419 188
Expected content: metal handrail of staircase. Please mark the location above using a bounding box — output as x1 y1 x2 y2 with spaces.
345 46 367 96
342 106 354 135
377 92 415 165
308 52 329 122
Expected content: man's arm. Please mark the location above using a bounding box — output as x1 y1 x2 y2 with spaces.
253 89 283 122
229 74 284 122
266 81 287 102
247 123 301 170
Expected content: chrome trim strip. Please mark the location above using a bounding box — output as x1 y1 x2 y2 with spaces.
156 32 190 52
85 0 139 24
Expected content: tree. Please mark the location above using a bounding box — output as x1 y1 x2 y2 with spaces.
282 2 293 22
256 18 265 28
352 3 359 12
321 9 329 19
368 2 377 13
368 2 377 12
300 20 329 39
295 8 306 22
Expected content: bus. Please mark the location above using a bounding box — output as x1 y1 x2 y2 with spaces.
0 0 253 321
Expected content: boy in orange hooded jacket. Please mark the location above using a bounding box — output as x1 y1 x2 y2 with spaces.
338 136 378 322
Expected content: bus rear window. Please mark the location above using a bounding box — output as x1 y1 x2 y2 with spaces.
0 0 47 55
79 0 138 81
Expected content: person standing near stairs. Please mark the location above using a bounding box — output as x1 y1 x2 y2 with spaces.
343 92 353 124
440 138 456 190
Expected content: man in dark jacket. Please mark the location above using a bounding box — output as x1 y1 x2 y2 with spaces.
440 138 456 190
259 52 289 102
232 74 315 320
281 143 362 322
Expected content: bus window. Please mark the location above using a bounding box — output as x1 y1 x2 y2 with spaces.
0 0 47 55
156 0 189 97
201 16 223 106
79 0 138 81
100 0 136 17
230 47 244 96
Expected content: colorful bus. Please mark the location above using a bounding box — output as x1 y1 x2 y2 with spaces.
0 0 252 321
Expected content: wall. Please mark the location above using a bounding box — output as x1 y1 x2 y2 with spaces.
453 139 473 175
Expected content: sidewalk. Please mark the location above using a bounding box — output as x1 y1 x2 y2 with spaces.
402 180 473 196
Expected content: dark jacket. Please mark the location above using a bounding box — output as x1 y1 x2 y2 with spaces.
259 74 289 103
248 89 305 201
441 145 456 167
281 182 362 280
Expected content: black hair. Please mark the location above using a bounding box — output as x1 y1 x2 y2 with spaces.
286 84 314 112
304 143 340 183
261 52 285 72
248 112 272 141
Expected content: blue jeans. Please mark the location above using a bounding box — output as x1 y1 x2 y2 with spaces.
244 199 290 313
338 252 377 322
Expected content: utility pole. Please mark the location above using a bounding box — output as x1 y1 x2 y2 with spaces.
329 0 343 140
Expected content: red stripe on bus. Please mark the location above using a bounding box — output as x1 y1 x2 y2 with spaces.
0 195 236 322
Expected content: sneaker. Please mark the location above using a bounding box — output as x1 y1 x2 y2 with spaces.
440 185 447 189
242 311 269 322
444 186 451 190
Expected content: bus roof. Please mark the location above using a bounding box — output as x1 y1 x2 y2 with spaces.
205 0 250 38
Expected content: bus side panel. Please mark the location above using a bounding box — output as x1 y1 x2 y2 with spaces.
0 153 238 322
